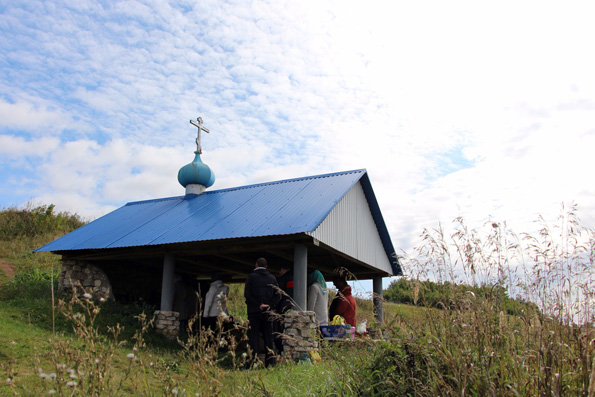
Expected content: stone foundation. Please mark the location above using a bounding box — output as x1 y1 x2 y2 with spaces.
58 260 114 301
282 311 319 361
154 310 180 339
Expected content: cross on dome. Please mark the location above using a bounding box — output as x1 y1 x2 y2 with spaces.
189 117 210 154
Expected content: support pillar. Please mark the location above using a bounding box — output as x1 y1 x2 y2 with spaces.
293 244 308 311
373 276 384 324
155 253 179 339
160 253 176 311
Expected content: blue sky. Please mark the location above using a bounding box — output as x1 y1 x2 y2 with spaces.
1 0 595 283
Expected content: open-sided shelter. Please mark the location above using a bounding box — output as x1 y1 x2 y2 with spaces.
36 118 401 335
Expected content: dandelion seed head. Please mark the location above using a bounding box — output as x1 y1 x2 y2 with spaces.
6 378 12 384
83 293 92 299
66 381 77 387
48 373 56 379
127 353 136 359
172 388 178 395
48 390 56 394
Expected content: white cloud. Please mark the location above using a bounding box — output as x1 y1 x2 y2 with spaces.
0 100 81 135
1 0 595 264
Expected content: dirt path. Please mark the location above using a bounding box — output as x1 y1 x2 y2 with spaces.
0 259 15 279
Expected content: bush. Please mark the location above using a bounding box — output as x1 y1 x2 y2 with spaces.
0 204 86 240
384 278 538 316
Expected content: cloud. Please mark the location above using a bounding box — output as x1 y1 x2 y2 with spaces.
1 0 595 262
0 100 81 135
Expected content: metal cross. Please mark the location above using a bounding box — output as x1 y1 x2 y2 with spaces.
189 117 210 154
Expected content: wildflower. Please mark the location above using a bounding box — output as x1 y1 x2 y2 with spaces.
48 373 57 380
48 390 56 394
172 388 178 395
6 378 12 384
66 381 77 387
242 352 247 358
10 340 15 345
39 373 48 379
127 353 136 360
83 293 92 299
99 297 106 302
69 373 78 379
95 359 100 364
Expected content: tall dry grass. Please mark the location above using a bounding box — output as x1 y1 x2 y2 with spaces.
363 203 595 395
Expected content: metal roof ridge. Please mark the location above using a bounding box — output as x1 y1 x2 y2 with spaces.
123 169 367 206
206 168 367 194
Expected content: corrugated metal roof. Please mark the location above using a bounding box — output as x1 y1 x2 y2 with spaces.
36 169 366 252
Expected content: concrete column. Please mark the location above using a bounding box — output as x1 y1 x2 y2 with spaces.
293 244 308 311
160 253 176 311
373 276 384 323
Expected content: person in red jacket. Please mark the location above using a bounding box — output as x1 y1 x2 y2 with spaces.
329 276 357 327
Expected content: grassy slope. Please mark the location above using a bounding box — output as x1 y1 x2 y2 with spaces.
0 220 419 395
3 206 594 395
0 284 416 395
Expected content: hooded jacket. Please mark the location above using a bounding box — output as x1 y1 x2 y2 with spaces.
244 267 281 314
203 280 229 318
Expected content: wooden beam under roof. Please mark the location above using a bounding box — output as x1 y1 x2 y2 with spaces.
175 256 247 277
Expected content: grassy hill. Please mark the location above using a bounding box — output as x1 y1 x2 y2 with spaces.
1 205 594 395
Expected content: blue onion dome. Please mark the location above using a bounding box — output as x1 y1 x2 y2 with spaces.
177 152 215 188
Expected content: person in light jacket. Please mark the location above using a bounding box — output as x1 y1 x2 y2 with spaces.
202 274 229 330
307 270 329 326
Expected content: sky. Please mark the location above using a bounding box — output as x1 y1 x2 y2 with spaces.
1 1 594 287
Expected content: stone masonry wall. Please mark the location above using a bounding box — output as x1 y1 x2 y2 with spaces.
58 260 115 301
154 310 180 339
282 311 319 361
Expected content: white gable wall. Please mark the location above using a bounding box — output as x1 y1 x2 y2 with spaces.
307 181 393 275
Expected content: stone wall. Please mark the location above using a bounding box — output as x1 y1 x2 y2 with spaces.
282 311 319 361
58 260 114 301
154 310 180 339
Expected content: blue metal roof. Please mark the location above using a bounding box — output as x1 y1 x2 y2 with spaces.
36 169 399 273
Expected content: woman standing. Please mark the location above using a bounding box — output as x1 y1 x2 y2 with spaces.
307 270 329 326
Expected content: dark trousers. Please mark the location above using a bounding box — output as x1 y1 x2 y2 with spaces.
247 311 276 367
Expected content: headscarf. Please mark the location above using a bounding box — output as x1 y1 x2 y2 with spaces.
310 270 328 295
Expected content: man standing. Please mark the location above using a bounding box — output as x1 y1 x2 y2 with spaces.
244 257 281 368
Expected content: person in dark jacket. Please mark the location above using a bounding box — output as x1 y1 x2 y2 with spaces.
244 257 281 368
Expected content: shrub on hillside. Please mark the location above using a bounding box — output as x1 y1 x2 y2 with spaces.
0 204 86 240
384 278 537 315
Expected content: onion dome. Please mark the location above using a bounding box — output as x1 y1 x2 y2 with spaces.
178 152 215 190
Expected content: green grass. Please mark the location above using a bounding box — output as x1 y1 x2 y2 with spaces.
1 203 594 395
